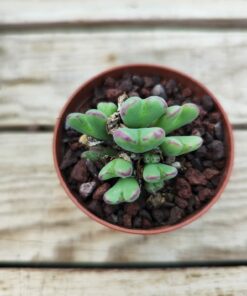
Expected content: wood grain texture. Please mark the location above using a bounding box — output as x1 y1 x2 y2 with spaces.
0 130 245 263
0 0 247 24
1 267 247 295
0 30 247 126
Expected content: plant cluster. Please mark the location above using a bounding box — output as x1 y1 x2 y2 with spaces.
66 95 202 204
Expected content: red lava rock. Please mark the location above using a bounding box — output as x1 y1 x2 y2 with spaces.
168 207 184 224
103 204 115 216
176 178 192 199
140 88 151 97
133 216 142 228
104 77 116 87
194 196 201 209
79 181 97 199
166 79 177 95
203 168 220 180
60 149 78 170
142 218 152 228
211 175 221 187
70 159 88 183
140 209 152 221
208 140 225 160
203 160 213 167
105 88 122 101
195 145 208 158
202 95 214 111
151 208 169 223
214 160 226 169
92 183 110 200
209 112 221 123
191 158 203 171
85 160 99 178
185 168 207 185
119 79 133 92
175 197 188 209
143 76 155 88
132 75 144 86
87 200 103 217
69 142 82 151
182 87 192 98
124 203 140 216
198 188 213 201
123 214 132 228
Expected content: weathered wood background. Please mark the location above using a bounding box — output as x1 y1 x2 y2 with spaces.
0 0 247 294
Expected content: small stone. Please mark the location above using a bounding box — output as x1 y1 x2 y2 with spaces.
204 132 214 144
168 207 183 224
166 79 177 95
103 204 116 216
166 156 176 164
182 87 192 98
185 168 207 185
202 95 214 111
107 213 118 224
128 91 139 97
208 140 225 160
143 76 155 88
151 208 167 223
140 88 151 97
94 87 104 100
86 160 99 178
119 79 133 92
106 88 122 101
125 203 140 216
92 183 110 200
198 188 213 201
172 161 182 169
209 112 221 123
79 181 97 198
142 218 152 228
146 194 166 208
214 122 224 140
191 158 203 171
195 145 208 158
214 160 226 169
133 216 142 228
87 200 103 217
140 209 152 221
123 214 132 228
70 159 88 183
211 175 221 186
132 75 144 87
176 178 192 199
203 168 220 180
203 160 213 168
151 84 167 99
104 77 115 87
175 197 188 209
60 149 78 170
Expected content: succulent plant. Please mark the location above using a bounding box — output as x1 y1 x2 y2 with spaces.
66 94 203 204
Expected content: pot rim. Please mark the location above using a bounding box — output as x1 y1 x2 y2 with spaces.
53 63 234 235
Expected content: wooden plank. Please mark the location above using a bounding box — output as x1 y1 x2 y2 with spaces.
0 0 247 25
0 30 247 126
0 130 245 263
1 267 247 295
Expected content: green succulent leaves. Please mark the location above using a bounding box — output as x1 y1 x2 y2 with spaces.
113 127 165 153
66 110 109 140
103 177 140 204
160 136 203 156
97 102 117 117
144 181 164 194
156 103 199 134
99 158 133 181
120 96 167 128
66 93 204 205
143 163 178 183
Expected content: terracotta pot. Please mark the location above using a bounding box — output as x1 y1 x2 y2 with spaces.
53 64 234 235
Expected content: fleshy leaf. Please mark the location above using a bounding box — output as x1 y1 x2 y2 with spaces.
160 136 203 156
156 103 199 134
81 146 118 161
97 102 118 117
143 163 178 183
144 181 164 194
103 177 140 204
120 96 167 128
98 158 133 181
113 127 165 153
66 110 109 140
143 152 161 164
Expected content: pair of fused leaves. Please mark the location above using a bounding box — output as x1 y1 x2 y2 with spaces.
98 158 140 204
66 102 117 140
